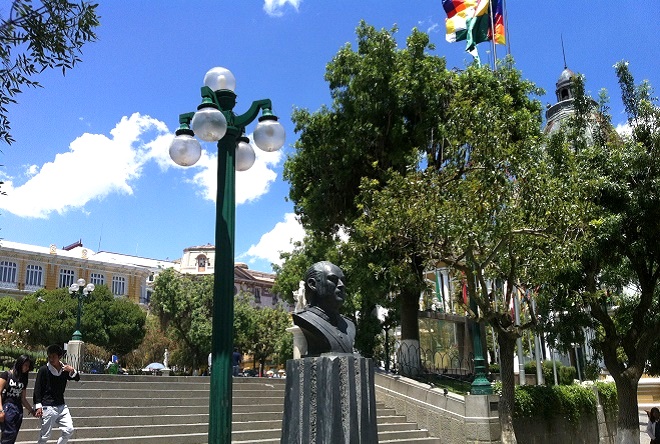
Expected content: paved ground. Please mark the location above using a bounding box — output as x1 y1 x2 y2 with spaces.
640 411 650 443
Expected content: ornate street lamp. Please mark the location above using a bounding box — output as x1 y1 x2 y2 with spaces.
68 278 95 341
469 278 492 395
169 66 285 443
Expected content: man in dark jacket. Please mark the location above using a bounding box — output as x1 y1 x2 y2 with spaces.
33 344 80 444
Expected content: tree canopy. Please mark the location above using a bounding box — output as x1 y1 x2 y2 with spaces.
538 63 660 440
12 284 146 354
0 0 99 144
151 268 292 372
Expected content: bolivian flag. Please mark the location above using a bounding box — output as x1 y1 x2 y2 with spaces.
443 0 505 51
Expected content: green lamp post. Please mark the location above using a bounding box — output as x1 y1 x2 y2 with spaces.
469 279 492 395
169 66 285 443
68 278 95 341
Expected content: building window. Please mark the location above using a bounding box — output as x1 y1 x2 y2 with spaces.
197 255 207 273
90 273 105 286
0 261 17 285
112 276 126 296
142 290 152 305
25 264 44 287
147 272 154 282
58 269 75 288
254 287 261 304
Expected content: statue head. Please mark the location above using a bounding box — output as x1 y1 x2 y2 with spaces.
304 261 346 315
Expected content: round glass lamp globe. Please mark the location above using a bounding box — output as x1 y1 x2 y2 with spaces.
254 119 286 152
236 140 256 171
169 134 202 166
69 283 79 293
192 107 227 142
204 67 236 92
77 278 86 287
86 283 95 292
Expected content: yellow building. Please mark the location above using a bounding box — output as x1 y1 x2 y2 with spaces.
0 240 288 310
0 240 157 304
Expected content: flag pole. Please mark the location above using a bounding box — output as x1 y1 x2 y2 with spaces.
503 0 510 55
488 0 498 70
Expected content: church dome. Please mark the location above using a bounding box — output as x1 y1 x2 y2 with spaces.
557 67 575 84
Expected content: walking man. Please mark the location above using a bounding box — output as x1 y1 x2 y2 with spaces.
33 344 80 444
232 348 242 377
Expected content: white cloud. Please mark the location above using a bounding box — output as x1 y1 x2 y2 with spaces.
0 113 168 218
241 212 305 266
418 18 440 34
615 121 632 137
187 139 283 205
0 113 283 218
263 0 301 17
25 164 39 178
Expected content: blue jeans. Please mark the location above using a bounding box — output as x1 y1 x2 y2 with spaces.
0 402 23 444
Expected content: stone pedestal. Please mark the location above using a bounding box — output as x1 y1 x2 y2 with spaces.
161 368 171 376
65 340 85 372
280 355 378 444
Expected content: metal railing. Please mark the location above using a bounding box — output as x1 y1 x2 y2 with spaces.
392 340 475 390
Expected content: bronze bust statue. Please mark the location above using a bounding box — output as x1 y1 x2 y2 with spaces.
292 261 355 356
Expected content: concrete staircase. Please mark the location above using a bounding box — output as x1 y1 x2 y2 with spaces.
16 374 439 443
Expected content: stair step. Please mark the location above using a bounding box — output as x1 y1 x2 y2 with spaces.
16 374 436 442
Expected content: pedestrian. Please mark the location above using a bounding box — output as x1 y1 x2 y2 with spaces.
232 348 242 377
33 344 80 444
0 355 35 444
647 407 660 444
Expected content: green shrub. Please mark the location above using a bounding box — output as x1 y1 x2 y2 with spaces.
523 361 536 374
512 384 597 424
583 361 601 381
523 360 564 385
559 366 577 385
595 382 618 415
489 363 500 374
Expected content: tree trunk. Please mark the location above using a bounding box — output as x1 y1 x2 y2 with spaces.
398 286 421 377
400 286 420 342
497 331 518 444
613 373 641 444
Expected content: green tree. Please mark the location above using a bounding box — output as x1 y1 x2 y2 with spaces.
0 296 20 330
123 314 172 370
150 268 213 369
272 230 342 304
13 285 146 353
348 60 553 443
540 64 660 441
233 292 292 374
0 0 100 144
252 306 291 373
281 22 453 361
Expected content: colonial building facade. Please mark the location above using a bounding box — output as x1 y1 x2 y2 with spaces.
0 240 284 309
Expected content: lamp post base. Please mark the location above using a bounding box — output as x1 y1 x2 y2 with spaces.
471 374 493 395
66 340 85 372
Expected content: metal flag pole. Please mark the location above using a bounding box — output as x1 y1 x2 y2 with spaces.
488 0 498 70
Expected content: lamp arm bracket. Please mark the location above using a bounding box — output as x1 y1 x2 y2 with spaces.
178 112 195 127
234 99 274 128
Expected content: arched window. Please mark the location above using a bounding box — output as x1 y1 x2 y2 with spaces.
0 261 17 287
196 255 207 272
112 276 126 296
25 264 44 289
58 268 75 288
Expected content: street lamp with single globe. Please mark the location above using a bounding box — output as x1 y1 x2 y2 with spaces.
68 278 94 341
169 66 285 443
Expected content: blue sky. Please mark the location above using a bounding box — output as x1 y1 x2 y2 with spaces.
0 0 658 273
